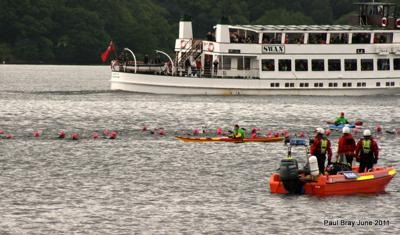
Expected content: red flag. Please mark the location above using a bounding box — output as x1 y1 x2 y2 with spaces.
101 41 115 62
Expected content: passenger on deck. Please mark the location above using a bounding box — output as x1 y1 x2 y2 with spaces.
337 126 356 166
335 112 349 125
232 124 245 139
310 127 333 174
213 57 219 76
356 130 379 172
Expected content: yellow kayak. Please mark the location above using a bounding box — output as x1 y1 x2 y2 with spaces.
175 136 285 143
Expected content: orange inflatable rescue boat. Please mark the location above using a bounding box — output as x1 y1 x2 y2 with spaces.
269 146 396 196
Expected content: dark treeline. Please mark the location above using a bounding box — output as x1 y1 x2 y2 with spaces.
0 0 399 64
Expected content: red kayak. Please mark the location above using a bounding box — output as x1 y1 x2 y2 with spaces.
175 136 284 143
269 165 396 196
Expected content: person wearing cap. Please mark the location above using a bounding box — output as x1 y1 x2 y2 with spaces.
335 112 349 125
356 129 379 172
310 127 333 174
231 124 245 139
337 126 356 166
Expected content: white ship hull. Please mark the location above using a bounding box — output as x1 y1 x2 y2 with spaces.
110 72 400 96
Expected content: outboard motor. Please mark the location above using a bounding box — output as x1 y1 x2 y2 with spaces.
279 156 303 194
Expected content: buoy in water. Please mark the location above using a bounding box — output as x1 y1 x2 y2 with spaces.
58 131 65 139
325 129 332 136
158 129 165 135
33 130 41 137
298 131 305 138
109 131 117 139
266 130 272 137
216 128 223 136
92 132 99 139
71 133 79 140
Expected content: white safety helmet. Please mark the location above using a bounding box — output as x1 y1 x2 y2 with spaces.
342 126 351 134
316 127 325 134
363 129 371 137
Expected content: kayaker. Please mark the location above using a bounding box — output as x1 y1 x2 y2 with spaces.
356 129 379 173
337 126 356 166
310 127 332 174
334 112 349 125
232 124 245 139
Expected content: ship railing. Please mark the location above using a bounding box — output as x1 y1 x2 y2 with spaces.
175 39 203 73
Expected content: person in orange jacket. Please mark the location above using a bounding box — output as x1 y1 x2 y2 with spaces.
356 129 379 173
310 127 333 174
337 126 356 166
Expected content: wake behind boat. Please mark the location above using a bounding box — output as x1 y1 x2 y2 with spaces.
175 135 284 143
110 1 400 96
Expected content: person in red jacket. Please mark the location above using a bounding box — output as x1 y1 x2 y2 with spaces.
356 129 379 173
337 126 356 166
310 127 333 174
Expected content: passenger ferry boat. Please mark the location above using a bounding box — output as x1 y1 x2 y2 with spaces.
110 1 400 96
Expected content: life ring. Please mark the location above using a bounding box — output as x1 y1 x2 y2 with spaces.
381 17 387 27
396 18 400 28
208 43 214 52
180 40 186 49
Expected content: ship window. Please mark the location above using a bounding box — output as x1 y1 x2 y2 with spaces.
328 59 341 71
285 82 294 87
357 82 366 87
345 59 357 71
290 83 294 87
376 82 381 87
238 57 251 70
308 33 327 44
330 33 348 44
312 59 324 71
285 83 290 87
373 33 393 43
334 83 338 87
262 33 282 44
386 82 390 86
394 58 400 70
278 59 291 71
271 83 280 87
300 83 304 87
392 82 395 86
305 83 309 87
295 59 308 71
262 59 275 71
314 83 323 87
361 59 373 71
285 33 304 44
343 82 352 87
352 33 371 44
378 59 390 70
229 29 258 44
222 57 231 70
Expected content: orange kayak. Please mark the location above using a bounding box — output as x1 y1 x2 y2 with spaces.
175 136 284 143
269 166 396 196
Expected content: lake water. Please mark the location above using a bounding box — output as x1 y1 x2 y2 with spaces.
0 65 399 234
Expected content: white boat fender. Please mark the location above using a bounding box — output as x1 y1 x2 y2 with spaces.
309 155 319 176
